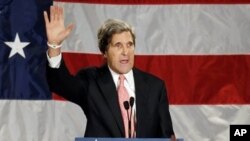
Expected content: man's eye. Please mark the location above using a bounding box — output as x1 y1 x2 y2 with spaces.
127 42 134 47
114 43 122 48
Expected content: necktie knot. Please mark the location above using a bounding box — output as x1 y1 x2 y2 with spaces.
119 75 125 87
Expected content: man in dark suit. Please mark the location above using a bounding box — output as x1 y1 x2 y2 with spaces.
44 5 175 139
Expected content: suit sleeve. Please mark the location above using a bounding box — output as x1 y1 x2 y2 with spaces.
158 81 175 137
46 59 87 106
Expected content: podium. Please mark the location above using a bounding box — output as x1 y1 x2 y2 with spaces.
75 138 183 141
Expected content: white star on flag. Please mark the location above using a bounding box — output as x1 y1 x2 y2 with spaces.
4 33 30 58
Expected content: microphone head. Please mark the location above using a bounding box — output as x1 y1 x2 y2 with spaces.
123 101 129 110
129 97 135 107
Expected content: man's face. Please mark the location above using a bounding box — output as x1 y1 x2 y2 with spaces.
104 31 135 74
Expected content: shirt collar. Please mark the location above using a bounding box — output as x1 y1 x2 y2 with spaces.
108 66 134 88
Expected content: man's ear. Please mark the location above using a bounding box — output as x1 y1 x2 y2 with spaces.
103 52 107 58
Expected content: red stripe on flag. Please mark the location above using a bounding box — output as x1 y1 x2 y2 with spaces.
55 0 250 4
62 53 250 105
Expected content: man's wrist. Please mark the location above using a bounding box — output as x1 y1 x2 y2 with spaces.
47 41 63 49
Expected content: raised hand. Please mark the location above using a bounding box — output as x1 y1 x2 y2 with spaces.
43 5 73 46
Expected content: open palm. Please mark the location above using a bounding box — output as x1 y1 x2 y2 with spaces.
44 5 73 45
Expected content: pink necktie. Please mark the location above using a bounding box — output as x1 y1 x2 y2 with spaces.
117 75 135 138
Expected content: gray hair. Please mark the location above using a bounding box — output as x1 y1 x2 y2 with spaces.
97 19 136 54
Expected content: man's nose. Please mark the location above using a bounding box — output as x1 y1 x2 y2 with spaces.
121 45 128 55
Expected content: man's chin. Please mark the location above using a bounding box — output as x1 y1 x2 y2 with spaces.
117 67 132 74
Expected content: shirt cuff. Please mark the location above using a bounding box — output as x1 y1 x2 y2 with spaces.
46 51 62 68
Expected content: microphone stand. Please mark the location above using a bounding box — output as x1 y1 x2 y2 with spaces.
123 101 131 138
129 97 135 138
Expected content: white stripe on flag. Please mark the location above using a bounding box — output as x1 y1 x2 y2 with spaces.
0 100 86 141
57 2 250 55
170 105 250 141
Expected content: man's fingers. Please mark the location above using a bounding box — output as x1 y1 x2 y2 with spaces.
55 5 60 21
67 23 74 31
65 23 74 37
49 5 63 21
45 5 71 43
43 11 49 25
58 6 64 21
50 6 55 21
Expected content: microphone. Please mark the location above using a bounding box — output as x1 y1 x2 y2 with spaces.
123 101 131 138
123 101 129 110
129 97 134 109
123 97 135 138
129 97 135 137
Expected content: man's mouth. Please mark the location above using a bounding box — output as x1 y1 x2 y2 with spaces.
120 59 129 64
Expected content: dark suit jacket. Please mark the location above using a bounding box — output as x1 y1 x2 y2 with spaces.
47 61 174 138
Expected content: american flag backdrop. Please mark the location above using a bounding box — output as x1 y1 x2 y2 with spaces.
0 0 85 140
1 0 250 141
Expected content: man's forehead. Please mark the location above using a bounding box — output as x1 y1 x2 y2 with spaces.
111 32 133 42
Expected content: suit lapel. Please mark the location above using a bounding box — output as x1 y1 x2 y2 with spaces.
133 68 149 137
96 64 124 136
